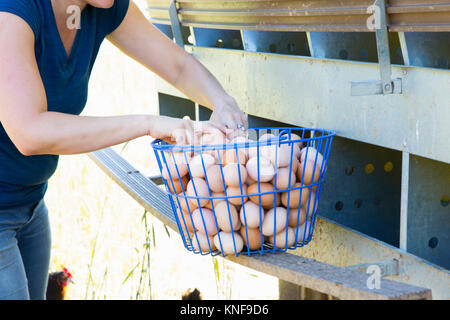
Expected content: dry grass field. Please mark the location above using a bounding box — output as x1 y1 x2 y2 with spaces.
44 17 279 299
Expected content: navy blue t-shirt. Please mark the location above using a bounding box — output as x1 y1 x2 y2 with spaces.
0 0 130 209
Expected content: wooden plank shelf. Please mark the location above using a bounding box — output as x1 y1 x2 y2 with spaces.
88 147 432 300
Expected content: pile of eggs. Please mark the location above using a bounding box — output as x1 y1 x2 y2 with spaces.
162 129 325 256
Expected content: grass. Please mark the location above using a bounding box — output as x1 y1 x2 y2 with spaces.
44 27 279 300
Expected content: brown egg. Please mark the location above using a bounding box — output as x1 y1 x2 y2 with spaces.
188 153 215 178
161 152 188 180
262 207 288 236
187 178 210 208
248 182 276 208
239 226 263 250
223 148 247 166
213 231 244 255
240 201 264 229
223 163 247 187
281 183 310 208
205 164 225 193
205 192 226 210
175 208 195 239
177 192 197 214
226 185 248 206
297 160 321 186
272 167 296 190
269 227 296 249
261 195 281 210
214 201 241 232
167 175 189 194
192 208 219 236
191 232 216 253
287 207 307 228
246 157 275 182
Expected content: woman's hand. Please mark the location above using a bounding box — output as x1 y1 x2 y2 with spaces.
210 95 248 138
149 116 223 145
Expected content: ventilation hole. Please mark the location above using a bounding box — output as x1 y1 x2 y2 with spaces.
354 199 363 209
441 195 449 207
365 163 375 174
428 237 439 249
232 38 241 49
215 39 224 48
384 161 394 172
345 166 354 176
339 49 348 60
335 201 344 211
269 43 277 53
373 196 381 206
359 48 368 60
287 42 296 53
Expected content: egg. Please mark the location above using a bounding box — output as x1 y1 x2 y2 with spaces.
175 208 195 241
230 136 250 157
248 182 277 208
297 160 321 186
239 226 263 250
269 227 296 249
262 143 300 168
223 163 247 187
201 128 226 161
300 147 324 169
272 167 296 190
262 195 281 210
295 222 310 243
213 231 244 255
262 207 288 236
226 184 248 206
188 153 215 178
191 231 216 253
161 152 189 180
302 191 317 219
167 175 189 194
239 201 264 229
222 148 247 166
246 157 275 182
205 192 226 210
287 207 307 228
281 183 310 208
205 164 225 193
214 201 241 232
187 178 210 207
192 208 219 236
281 132 303 149
177 192 197 214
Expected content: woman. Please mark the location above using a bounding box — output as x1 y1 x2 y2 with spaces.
0 0 247 299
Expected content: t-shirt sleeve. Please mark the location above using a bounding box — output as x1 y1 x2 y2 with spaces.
98 0 130 36
0 0 40 39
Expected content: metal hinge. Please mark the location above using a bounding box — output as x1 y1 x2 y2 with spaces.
351 0 403 96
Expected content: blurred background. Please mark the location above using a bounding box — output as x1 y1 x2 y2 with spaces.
45 0 278 300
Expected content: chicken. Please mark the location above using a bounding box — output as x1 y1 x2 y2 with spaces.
46 267 73 300
181 288 202 300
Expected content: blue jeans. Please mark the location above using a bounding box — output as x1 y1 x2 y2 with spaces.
0 199 51 300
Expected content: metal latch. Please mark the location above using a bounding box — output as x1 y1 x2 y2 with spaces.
351 0 403 96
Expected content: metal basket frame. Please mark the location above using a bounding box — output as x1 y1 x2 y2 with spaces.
152 127 335 257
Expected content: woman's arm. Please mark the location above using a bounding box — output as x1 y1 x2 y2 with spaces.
107 2 248 132
0 12 209 156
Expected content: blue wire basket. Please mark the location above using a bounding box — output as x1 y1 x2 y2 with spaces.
151 127 335 257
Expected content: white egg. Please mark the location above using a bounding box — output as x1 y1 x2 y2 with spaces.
214 201 241 232
161 152 189 180
240 201 264 229
300 147 324 169
269 227 296 249
187 178 210 208
192 208 219 236
223 163 247 187
188 153 215 178
246 157 275 182
205 165 225 193
213 231 244 255
262 207 288 236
